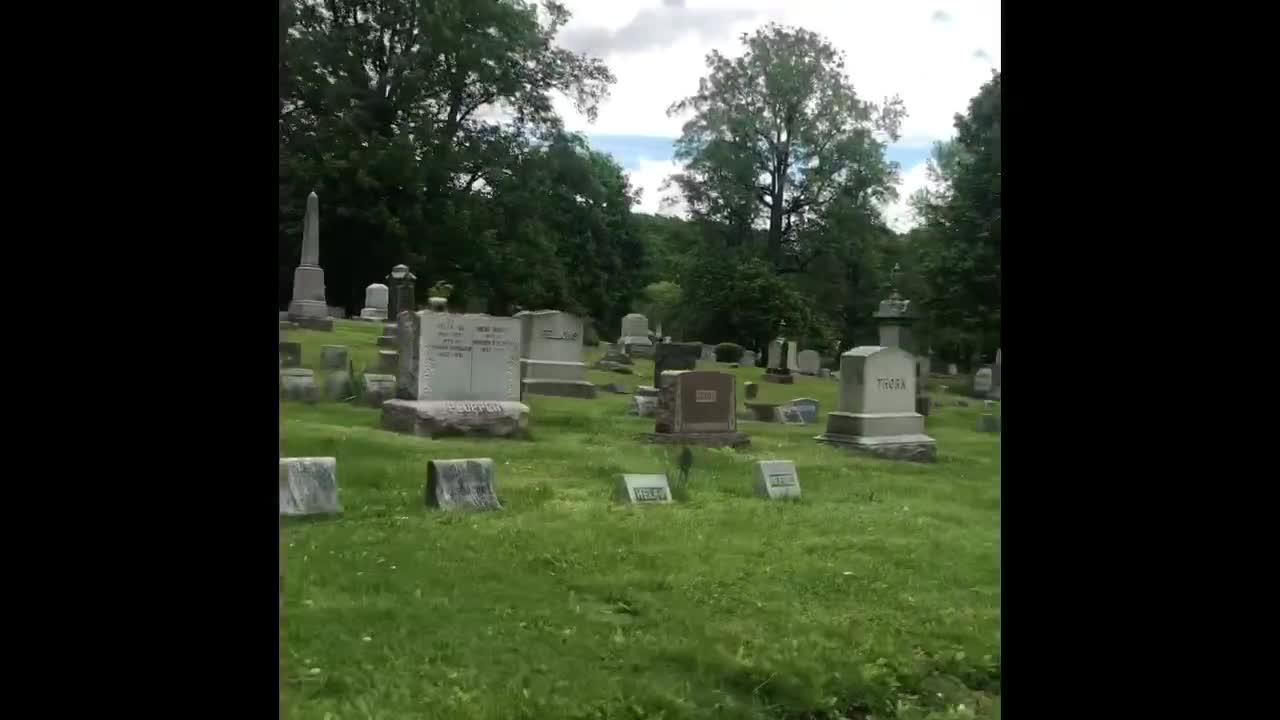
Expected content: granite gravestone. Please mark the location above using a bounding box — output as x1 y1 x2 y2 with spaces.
973 367 993 397
377 322 398 348
279 457 341 515
322 368 354 402
359 283 389 320
280 368 319 403
763 338 795 384
797 350 820 375
629 395 657 417
616 474 673 504
647 370 749 448
426 458 501 511
775 405 806 424
385 264 416 321
377 350 398 373
286 192 335 331
745 401 780 421
701 344 716 361
360 373 397 406
515 310 596 399
788 398 820 423
320 345 348 370
327 306 347 319
741 350 757 367
754 460 801 500
814 346 936 462
744 381 759 400
947 363 959 376
619 313 654 358
381 311 530 438
654 342 703 388
280 342 302 368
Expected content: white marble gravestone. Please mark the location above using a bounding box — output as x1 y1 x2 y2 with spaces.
279 457 341 515
359 283 389 320
616 474 673 504
286 192 334 331
754 460 801 500
973 367 993 397
796 350 820 375
814 346 936 462
381 311 530 438
515 310 596 399
619 313 652 351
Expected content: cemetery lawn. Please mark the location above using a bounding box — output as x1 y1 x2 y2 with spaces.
280 321 1001 720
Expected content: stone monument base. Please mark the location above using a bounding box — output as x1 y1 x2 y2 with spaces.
623 340 655 359
641 431 751 449
522 378 597 399
762 371 794 384
287 313 335 331
814 411 936 463
381 400 530 439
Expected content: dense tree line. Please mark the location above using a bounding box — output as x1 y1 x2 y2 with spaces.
280 1 1000 363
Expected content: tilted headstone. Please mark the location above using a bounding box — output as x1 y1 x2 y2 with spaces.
385 264 416 320
320 345 349 370
593 360 634 374
426 458 501 511
601 350 633 365
515 310 596 399
279 457 341 515
815 346 936 462
286 192 334 331
279 342 302 368
382 311 529 438
654 342 702 387
763 339 795 384
634 385 660 398
745 401 779 421
744 381 759 400
615 474 673 504
797 350 821 375
754 460 801 500
359 373 397 406
648 370 749 448
360 283 389 320
788 398 820 423
280 368 319 403
775 405 806 424
786 342 799 371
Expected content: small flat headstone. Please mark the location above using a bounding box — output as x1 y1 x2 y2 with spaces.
616 473 672 504
322 370 354 402
279 457 341 515
630 395 657 417
634 385 660 398
279 342 302 368
754 460 801 500
744 382 759 400
788 398 819 423
775 405 806 424
360 373 397 406
426 458 501 511
377 350 399 373
280 368 319 403
320 345 349 370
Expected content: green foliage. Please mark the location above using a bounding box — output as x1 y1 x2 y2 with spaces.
714 342 745 363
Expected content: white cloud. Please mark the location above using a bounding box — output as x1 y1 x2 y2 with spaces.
882 160 936 233
626 158 687 216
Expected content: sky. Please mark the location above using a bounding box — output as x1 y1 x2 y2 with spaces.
548 0 1000 231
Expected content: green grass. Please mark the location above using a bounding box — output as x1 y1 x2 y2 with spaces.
280 320 1000 720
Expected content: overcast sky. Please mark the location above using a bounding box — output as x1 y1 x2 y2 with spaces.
549 0 1000 230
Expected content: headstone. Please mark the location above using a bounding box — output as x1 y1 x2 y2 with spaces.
973 367 993 397
646 370 749 448
786 342 799 372
653 342 702 387
359 373 397 406
280 368 319 403
635 385 660 398
359 283 389 320
744 401 780 422
279 342 302 368
376 350 399 373
915 396 932 416
381 311 529 438
977 414 1001 433
322 370 354 402
819 368 831 379
744 382 759 400
741 350 757 367
814 346 937 462
754 460 800 500
615 474 672 504
764 338 795 384
787 398 820 423
327 305 347 319
286 192 335 331
629 395 657 417
601 350 633 365
376 335 397 349
775 405 806 424
279 457 341 515
701 344 716 361
619 313 653 353
426 458 501 511
947 363 959 376
593 360 634 374
319 345 348 370
515 310 596 399
991 349 1002 400
796 350 820 375
385 264 417 320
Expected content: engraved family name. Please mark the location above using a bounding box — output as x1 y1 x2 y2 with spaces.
875 377 907 390
695 389 717 403
539 328 580 341
768 473 797 487
445 401 504 415
633 486 668 502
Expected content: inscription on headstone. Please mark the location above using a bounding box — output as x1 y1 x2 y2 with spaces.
616 474 673 504
280 457 342 515
754 460 801 500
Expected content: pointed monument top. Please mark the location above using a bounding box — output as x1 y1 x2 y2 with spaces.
300 191 320 266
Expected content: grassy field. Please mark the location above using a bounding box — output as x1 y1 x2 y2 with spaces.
280 319 1001 720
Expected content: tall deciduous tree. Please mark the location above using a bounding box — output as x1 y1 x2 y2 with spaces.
667 23 905 273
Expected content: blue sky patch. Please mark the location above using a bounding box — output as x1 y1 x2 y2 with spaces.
584 134 932 172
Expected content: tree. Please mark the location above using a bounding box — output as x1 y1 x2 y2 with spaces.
667 23 905 273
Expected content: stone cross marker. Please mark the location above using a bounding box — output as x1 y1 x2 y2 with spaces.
616 474 673 504
360 283 389 320
279 457 341 515
754 460 801 500
815 346 936 462
426 458 501 511
286 192 334 331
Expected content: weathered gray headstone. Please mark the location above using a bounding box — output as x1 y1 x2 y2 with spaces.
629 395 657 417
280 342 302 368
788 398 820 423
426 458 501 511
593 360 634 374
977 414 1001 433
286 192 334 331
386 264 416 320
327 305 347 319
744 381 759 400
322 370 354 402
360 373 397 406
775 405 806 424
320 345 349 370
615 474 672 504
744 401 779 421
601 350 633 365
382 311 530 438
280 457 341 515
598 382 628 394
754 460 801 500
635 385 660 398
515 310 596 399
654 342 702 387
819 368 831 379
947 363 959 376
973 367 993 397
701 344 716 361
786 342 799 372
815 346 936 462
764 338 795 384
280 368 319 403
741 350 757 367
619 313 652 352
359 283 389 320
797 350 820 375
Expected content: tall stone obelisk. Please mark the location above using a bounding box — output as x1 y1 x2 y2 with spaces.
287 191 334 331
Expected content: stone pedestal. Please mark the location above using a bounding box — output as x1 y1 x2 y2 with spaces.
520 360 597 398
815 412 937 462
280 368 319 403
381 399 530 439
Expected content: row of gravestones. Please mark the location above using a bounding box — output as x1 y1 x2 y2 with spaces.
280 456 802 516
278 341 398 406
